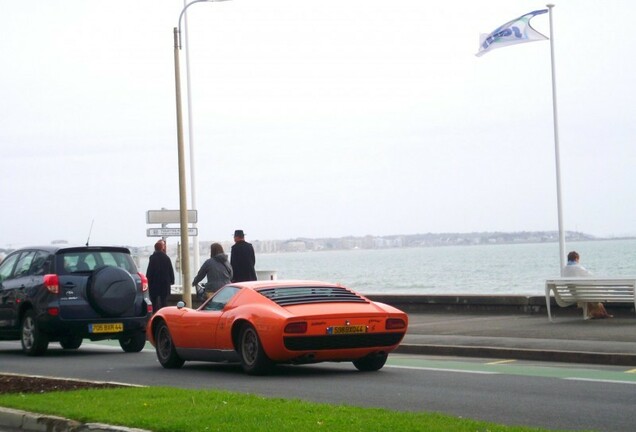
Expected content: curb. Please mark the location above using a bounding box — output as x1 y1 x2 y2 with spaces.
396 343 636 366
0 406 151 432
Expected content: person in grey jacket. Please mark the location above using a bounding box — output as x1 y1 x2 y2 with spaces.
192 243 233 299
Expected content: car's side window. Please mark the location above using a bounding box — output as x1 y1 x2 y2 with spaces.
14 251 35 278
30 251 52 276
204 286 240 311
0 253 20 283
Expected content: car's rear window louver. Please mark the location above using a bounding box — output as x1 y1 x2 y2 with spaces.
257 286 369 306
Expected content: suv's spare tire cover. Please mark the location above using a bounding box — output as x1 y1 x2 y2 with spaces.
87 266 137 317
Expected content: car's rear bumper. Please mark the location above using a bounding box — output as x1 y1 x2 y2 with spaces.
283 332 405 351
37 314 151 340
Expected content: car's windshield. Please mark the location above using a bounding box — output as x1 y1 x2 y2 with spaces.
56 250 137 275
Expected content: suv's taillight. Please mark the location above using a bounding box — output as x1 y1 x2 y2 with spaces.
138 273 148 292
43 274 59 294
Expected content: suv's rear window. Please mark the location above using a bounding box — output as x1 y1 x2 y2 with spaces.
57 251 137 275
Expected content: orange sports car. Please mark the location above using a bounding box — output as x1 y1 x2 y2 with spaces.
147 280 408 375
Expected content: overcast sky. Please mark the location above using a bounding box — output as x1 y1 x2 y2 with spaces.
2 0 635 248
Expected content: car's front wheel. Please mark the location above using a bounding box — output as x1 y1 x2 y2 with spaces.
154 321 184 368
353 352 388 372
238 324 273 375
119 332 147 353
21 310 49 356
59 335 83 350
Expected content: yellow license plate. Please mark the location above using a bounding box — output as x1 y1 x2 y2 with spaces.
89 323 124 333
332 325 367 334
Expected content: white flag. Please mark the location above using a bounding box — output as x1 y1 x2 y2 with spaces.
476 9 548 57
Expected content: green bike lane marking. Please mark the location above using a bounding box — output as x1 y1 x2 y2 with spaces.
386 356 636 384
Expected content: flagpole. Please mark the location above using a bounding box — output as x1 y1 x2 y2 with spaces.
546 4 566 273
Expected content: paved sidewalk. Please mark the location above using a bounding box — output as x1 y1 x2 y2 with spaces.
397 309 636 365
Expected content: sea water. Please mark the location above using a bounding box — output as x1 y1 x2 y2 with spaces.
254 239 636 295
141 239 636 296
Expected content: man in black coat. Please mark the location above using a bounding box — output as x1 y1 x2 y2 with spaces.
230 230 257 282
146 240 175 311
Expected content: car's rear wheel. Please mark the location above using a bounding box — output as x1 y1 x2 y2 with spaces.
119 332 147 353
238 324 273 375
353 352 388 372
21 310 49 356
59 335 83 350
155 321 184 368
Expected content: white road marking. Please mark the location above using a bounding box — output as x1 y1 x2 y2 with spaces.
386 365 498 374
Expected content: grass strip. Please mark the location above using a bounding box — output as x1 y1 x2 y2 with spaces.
0 386 563 432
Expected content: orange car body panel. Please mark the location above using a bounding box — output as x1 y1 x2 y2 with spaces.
147 280 408 364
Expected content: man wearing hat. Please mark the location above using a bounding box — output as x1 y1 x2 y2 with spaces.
230 230 257 282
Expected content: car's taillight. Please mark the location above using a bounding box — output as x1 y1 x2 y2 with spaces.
147 304 153 314
138 272 148 292
284 322 307 334
385 318 406 330
47 307 60 316
43 274 59 294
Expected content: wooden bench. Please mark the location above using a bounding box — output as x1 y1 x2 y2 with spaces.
545 278 636 321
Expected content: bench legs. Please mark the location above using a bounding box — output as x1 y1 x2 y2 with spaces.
545 286 553 322
546 286 590 321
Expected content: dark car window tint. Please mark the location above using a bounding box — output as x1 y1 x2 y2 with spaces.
99 252 118 268
14 251 36 278
97 252 135 272
57 251 136 275
0 253 20 283
61 255 78 273
82 254 96 270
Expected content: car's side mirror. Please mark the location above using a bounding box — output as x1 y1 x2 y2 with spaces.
177 301 186 309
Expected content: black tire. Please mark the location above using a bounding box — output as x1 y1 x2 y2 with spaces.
87 266 137 317
238 324 273 375
20 309 49 356
154 321 184 368
119 332 147 353
59 335 83 350
353 352 388 372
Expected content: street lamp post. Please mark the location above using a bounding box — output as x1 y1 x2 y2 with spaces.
182 4 201 280
173 0 229 307
172 27 191 306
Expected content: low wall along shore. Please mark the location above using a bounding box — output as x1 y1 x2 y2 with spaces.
165 293 635 315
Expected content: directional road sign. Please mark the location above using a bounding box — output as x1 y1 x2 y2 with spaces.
146 227 198 237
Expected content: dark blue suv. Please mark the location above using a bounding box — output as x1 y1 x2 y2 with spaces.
0 245 152 355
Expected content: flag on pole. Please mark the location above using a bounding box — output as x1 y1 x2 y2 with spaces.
476 9 548 57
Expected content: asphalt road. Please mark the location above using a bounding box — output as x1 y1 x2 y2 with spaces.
1 341 636 431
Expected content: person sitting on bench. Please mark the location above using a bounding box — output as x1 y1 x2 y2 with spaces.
562 251 612 319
